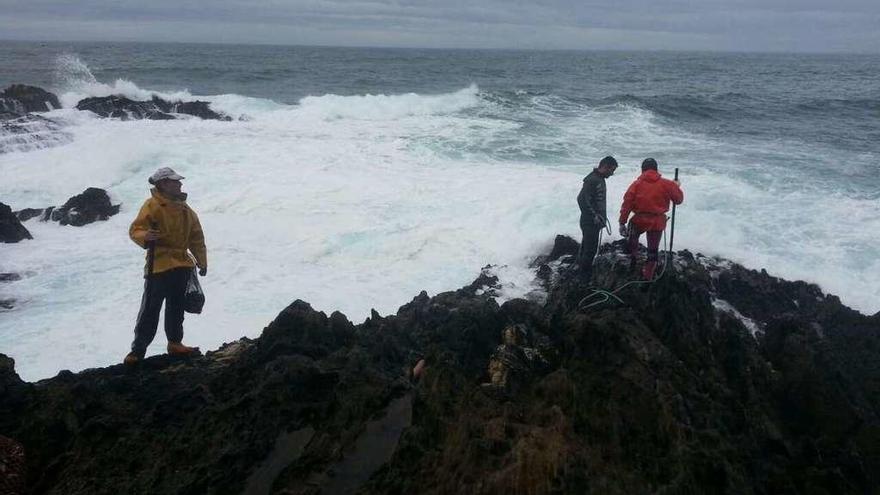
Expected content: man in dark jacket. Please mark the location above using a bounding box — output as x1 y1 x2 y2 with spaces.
577 156 617 281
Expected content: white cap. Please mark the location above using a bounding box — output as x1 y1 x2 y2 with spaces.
148 167 185 184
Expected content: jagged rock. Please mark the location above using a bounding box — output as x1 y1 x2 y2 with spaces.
14 208 43 222
14 188 121 227
0 85 68 155
1 238 878 494
0 84 60 114
76 95 230 121
547 234 580 262
0 273 22 282
0 202 32 243
75 95 174 120
170 100 231 121
49 188 121 227
0 355 27 415
530 234 580 268
465 265 502 297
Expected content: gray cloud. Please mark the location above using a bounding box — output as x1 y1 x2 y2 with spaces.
0 0 878 52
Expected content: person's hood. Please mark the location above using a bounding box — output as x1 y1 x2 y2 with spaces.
639 169 662 182
151 187 188 203
584 168 601 181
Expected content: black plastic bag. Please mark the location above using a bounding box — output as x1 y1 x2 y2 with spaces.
184 268 205 314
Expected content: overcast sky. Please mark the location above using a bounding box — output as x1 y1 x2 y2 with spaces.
1 0 878 53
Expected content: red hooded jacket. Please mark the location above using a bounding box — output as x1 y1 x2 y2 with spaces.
619 170 684 232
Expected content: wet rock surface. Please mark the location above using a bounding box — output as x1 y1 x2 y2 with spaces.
14 208 44 222
0 85 60 114
0 85 70 154
76 95 231 121
0 202 32 243
1 235 878 494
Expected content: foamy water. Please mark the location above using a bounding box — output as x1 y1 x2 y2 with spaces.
1 54 877 381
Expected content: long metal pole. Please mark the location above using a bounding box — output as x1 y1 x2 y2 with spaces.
668 168 679 261
144 221 157 291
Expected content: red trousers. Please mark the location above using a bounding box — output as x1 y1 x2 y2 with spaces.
627 226 662 261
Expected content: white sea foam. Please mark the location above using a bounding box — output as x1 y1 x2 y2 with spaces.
1 58 878 381
0 115 72 154
294 84 479 121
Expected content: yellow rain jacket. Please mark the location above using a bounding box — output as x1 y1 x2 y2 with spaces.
130 188 207 275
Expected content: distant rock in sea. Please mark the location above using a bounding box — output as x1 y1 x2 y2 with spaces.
0 84 60 114
0 85 72 154
76 95 232 121
52 188 121 227
0 202 32 243
13 208 44 222
15 188 121 227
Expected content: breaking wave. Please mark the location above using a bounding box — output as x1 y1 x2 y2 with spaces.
54 54 196 109
1 51 878 381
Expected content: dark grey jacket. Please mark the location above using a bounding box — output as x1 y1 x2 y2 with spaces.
577 169 606 228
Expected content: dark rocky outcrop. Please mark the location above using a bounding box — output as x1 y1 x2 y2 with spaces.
0 85 70 155
76 95 231 121
14 209 44 222
15 188 120 227
50 188 121 227
171 100 231 121
546 233 580 262
0 202 32 243
1 236 878 494
0 85 60 114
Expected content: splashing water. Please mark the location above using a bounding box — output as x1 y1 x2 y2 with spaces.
1 48 878 381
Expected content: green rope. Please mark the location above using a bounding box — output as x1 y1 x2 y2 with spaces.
577 226 671 311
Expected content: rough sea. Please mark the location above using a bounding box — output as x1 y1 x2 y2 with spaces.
1 41 878 380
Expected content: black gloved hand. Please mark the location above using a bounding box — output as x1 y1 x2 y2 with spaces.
619 223 628 238
199 267 207 277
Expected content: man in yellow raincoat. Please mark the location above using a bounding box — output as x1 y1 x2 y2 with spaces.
124 167 207 365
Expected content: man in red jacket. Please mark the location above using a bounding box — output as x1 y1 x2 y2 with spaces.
618 158 684 280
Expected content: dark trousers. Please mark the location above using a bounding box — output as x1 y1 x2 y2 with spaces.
578 222 602 277
131 267 189 357
627 226 663 261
